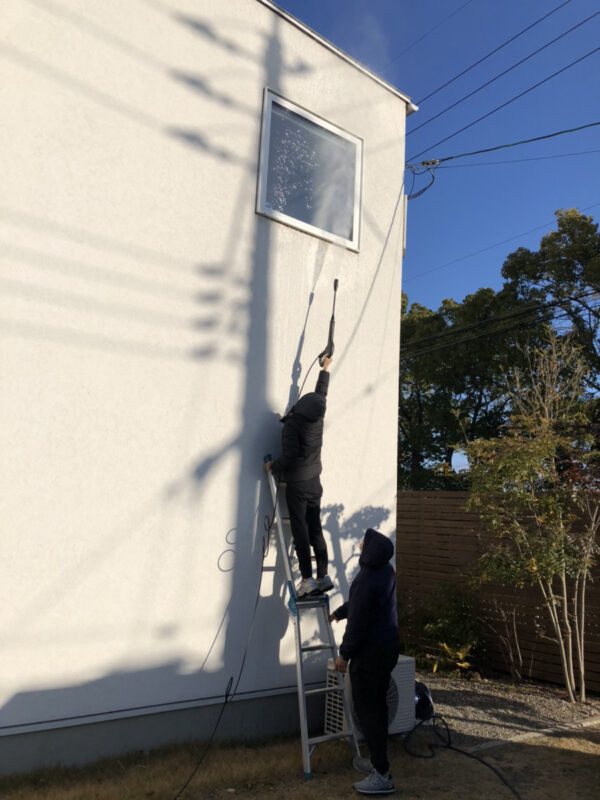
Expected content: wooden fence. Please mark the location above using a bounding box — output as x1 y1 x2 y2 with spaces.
396 491 600 693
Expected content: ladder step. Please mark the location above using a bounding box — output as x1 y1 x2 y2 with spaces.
308 731 355 746
305 685 343 697
301 644 333 653
296 596 329 607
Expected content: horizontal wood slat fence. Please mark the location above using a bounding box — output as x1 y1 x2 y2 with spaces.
397 492 600 692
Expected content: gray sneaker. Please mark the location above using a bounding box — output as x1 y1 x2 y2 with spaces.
352 755 374 774
353 770 395 795
316 575 334 592
296 577 321 598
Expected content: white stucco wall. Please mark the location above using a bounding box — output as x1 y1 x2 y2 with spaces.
0 0 409 749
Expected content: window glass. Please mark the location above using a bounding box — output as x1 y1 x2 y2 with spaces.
257 92 362 249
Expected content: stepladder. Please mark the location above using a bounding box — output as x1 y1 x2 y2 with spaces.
264 467 361 779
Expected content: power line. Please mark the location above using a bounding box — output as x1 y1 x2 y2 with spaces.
402 299 600 360
415 0 572 105
402 290 599 354
384 0 476 65
437 148 600 168
408 9 600 136
413 121 600 166
402 201 600 283
407 45 600 161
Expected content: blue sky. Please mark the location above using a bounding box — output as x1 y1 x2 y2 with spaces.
275 0 600 312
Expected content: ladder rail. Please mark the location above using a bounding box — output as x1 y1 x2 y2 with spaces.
266 471 296 593
264 469 361 779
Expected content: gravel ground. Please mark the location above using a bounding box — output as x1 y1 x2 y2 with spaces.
412 671 600 752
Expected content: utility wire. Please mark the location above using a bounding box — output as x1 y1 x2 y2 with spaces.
402 290 599 353
407 46 600 161
408 10 600 136
402 201 600 283
402 298 600 360
405 124 600 199
437 147 600 168
413 121 600 166
402 306 569 360
416 0 572 105
384 0 476 65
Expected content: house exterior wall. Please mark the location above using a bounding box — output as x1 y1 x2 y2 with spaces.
0 0 410 771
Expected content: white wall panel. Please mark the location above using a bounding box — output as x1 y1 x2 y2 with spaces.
0 0 409 740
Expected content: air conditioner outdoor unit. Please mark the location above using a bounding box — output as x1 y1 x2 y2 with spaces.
324 655 416 738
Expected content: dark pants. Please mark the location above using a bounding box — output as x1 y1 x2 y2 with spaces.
350 647 399 775
285 477 328 579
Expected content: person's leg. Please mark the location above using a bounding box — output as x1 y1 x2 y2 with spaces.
350 650 398 775
285 483 312 578
305 481 328 579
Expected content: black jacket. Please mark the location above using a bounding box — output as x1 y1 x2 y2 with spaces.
271 370 329 483
334 528 399 661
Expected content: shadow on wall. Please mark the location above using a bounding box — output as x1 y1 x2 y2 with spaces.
0 495 393 748
0 2 392 765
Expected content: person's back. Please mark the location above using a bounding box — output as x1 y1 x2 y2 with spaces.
265 359 333 597
332 528 399 795
278 387 326 483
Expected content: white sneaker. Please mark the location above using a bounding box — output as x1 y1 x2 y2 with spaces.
316 575 334 592
353 769 395 794
296 577 320 598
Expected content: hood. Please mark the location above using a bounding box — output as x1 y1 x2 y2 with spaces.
284 391 326 423
359 528 394 569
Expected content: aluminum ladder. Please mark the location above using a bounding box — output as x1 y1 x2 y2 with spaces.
264 468 361 779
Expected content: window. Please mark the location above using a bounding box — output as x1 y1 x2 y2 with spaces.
256 90 362 250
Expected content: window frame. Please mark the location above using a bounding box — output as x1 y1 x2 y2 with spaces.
256 89 363 251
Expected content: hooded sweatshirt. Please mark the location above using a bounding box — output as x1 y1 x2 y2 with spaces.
271 370 329 483
334 528 399 661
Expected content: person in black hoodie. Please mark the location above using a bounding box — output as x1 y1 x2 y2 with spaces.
331 528 399 795
264 357 333 598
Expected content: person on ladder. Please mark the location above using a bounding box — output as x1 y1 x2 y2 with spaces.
330 528 400 795
264 356 333 598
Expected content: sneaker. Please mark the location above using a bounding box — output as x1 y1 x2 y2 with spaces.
352 755 374 774
296 577 321 598
316 575 334 592
353 770 395 795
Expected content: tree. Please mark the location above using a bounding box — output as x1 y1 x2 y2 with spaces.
465 332 600 702
502 208 600 389
399 287 546 489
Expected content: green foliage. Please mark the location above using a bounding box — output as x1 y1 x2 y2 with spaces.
426 643 472 674
502 208 600 389
464 331 600 702
398 283 548 490
401 584 483 674
399 209 600 490
467 333 596 589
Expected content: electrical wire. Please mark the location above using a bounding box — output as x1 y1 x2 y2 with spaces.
412 121 600 166
437 147 600 168
407 46 600 162
172 495 276 799
405 124 600 198
415 0 572 105
401 299 600 361
402 289 600 352
404 714 523 800
406 163 436 199
383 0 476 65
408 9 600 136
402 201 600 282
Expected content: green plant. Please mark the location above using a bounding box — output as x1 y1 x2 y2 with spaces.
401 583 483 674
427 642 472 674
465 332 600 703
